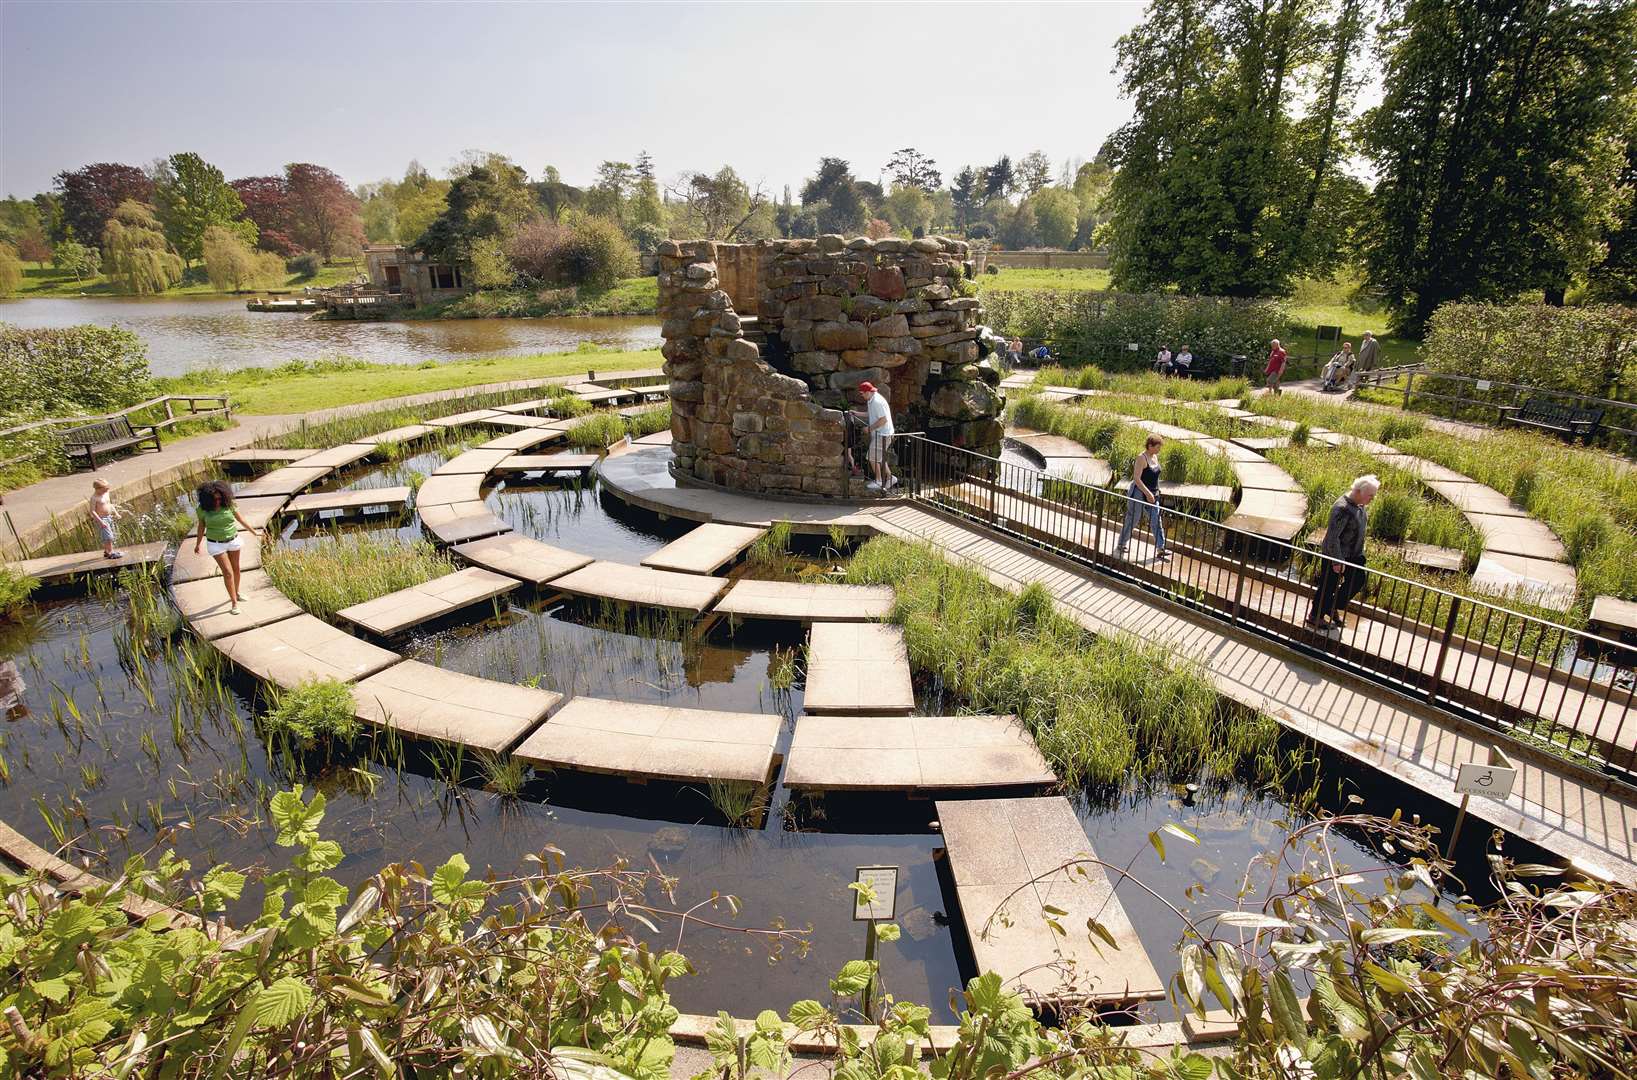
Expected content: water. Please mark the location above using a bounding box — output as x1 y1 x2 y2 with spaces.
0 296 662 377
0 451 1491 1023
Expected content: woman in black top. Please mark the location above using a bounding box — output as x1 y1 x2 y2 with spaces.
1116 435 1169 560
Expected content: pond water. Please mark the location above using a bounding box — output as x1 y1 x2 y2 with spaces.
0 296 663 377
0 445 1497 1024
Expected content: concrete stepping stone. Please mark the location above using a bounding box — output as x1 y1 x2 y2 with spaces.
214 448 317 468
1400 541 1466 573
481 414 553 430
493 398 556 415
288 444 374 472
286 487 411 516
234 466 331 498
1225 488 1307 542
549 561 728 614
452 534 593 586
347 424 438 446
231 496 289 531
418 503 511 545
479 428 569 452
214 614 400 687
640 523 767 575
633 430 673 446
1162 483 1235 506
435 449 514 475
567 385 638 404
1230 435 1291 452
1589 596 1637 641
352 660 561 752
494 453 600 476
172 569 301 640
1423 480 1527 518
10 541 169 585
784 714 1052 792
171 532 263 583
1233 461 1299 490
936 797 1164 1006
338 567 519 637
513 696 781 784
1466 513 1567 562
426 409 506 428
714 580 895 622
803 622 914 715
1471 553 1578 612
415 473 483 508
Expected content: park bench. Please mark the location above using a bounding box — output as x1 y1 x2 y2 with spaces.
59 416 161 469
1496 399 1603 443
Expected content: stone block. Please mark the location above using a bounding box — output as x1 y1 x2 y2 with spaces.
948 340 980 364
831 368 888 393
706 424 734 454
875 239 904 253
872 336 923 354
813 320 869 350
935 297 981 311
732 412 764 435
725 338 760 363
909 238 942 253
657 240 683 257
847 237 876 251
842 349 908 370
670 380 704 403
816 234 847 253
665 360 703 383
847 295 893 320
867 313 911 338
791 295 845 322
910 310 960 326
867 266 907 300
925 328 979 347
793 350 841 374
929 380 1003 421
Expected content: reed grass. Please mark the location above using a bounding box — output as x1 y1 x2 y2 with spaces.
1013 396 1237 488
1032 365 1251 402
627 403 671 438
0 567 37 618
705 780 770 828
748 520 792 563
263 679 359 746
563 412 627 450
843 536 1287 791
262 532 456 621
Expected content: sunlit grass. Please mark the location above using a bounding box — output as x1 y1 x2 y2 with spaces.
263 532 456 621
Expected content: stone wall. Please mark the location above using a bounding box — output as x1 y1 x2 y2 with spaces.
659 234 1006 500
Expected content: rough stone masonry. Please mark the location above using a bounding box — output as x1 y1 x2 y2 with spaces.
658 234 1006 499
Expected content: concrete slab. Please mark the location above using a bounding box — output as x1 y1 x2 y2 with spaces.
640 523 767 575
1397 457 1478 485
479 428 570 452
1162 483 1235 505
1232 461 1300 491
1230 435 1291 452
714 579 895 622
287 444 375 472
214 448 317 468
348 424 438 446
172 569 301 640
493 397 556 415
285 486 411 516
1423 480 1527 518
936 797 1164 1006
453 534 593 586
234 466 331 498
426 409 506 428
10 541 169 584
353 660 561 752
785 714 1052 791
1471 553 1578 612
633 430 673 446
214 614 400 687
495 453 600 475
481 414 553 430
435 449 514 475
513 697 781 784
230 497 289 531
549 561 728 614
1589 595 1637 639
338 567 519 636
417 502 511 545
414 473 483 508
804 622 914 715
1401 541 1466 573
170 531 263 583
1466 513 1567 562
1225 488 1308 541
568 386 639 404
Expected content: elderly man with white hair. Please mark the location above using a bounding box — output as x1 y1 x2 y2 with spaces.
1304 474 1380 635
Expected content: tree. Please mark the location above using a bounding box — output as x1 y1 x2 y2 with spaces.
1588 132 1637 302
52 163 154 244
154 152 255 265
202 225 283 292
100 200 183 294
52 239 99 282
1032 188 1080 248
232 175 297 254
417 157 534 266
983 155 1015 198
669 167 770 241
587 161 634 223
997 199 1040 248
800 158 868 234
1362 0 1637 332
1015 151 1054 196
879 185 934 237
0 244 20 297
950 167 981 232
884 148 942 191
283 163 364 261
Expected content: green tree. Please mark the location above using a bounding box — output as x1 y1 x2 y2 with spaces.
0 244 20 296
202 224 284 292
950 167 981 232
800 158 869 234
883 147 942 191
1015 151 1054 196
417 156 533 266
587 161 634 223
1032 188 1080 248
1588 131 1637 302
100 200 183 294
1362 0 1637 332
984 155 1015 198
52 238 100 282
153 152 256 265
879 185 934 236
671 166 769 241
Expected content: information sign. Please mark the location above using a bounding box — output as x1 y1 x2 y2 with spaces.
852 865 898 921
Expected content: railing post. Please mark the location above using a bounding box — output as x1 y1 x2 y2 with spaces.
1428 597 1462 700
1402 370 1415 410
1231 542 1250 623
1088 484 1104 566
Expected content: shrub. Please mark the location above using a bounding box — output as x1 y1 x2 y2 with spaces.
0 244 20 297
506 216 572 283
1424 301 1637 398
1291 422 1311 446
264 678 358 744
1369 490 1417 544
1565 512 1612 565
285 252 322 279
557 216 639 291
202 225 284 292
0 566 37 618
0 324 152 415
563 411 626 450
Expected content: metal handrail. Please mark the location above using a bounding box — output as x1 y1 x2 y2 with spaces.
891 433 1637 780
1355 367 1637 448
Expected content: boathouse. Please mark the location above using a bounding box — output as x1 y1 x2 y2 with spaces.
363 245 471 305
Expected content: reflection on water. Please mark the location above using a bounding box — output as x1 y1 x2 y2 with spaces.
0 296 662 377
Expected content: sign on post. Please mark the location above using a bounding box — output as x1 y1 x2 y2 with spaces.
1455 750 1516 800
1127 342 1140 352
852 865 898 921
1475 379 1492 392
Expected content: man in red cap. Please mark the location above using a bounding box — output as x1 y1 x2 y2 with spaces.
858 381 897 492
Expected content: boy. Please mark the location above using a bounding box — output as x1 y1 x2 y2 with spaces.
89 478 123 560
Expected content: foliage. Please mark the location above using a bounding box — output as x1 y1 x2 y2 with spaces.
467 235 516 289
50 239 99 282
0 245 19 297
201 226 284 293
99 201 184 295
1366 489 1415 544
669 166 770 242
563 412 627 450
231 174 299 255
0 324 152 414
883 147 942 191
1030 188 1079 249
283 163 365 260
264 679 360 745
553 216 639 291
285 252 322 279
1361 0 1637 333
983 288 1288 366
418 155 534 266
262 532 456 621
357 162 452 246
1422 302 1637 399
51 162 154 245
153 152 257 264
0 566 38 618
626 403 671 438
800 157 868 235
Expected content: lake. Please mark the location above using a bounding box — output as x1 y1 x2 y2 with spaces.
0 296 663 377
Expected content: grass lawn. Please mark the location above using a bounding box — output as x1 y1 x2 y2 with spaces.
13 260 365 299
155 347 662 414
978 267 1113 292
414 276 659 319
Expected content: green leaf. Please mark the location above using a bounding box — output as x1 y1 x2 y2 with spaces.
1268 970 1305 1042
1179 943 1206 1008
30 977 71 1003
1362 961 1416 995
830 959 874 996
253 976 313 1029
754 1010 783 1035
431 853 473 904
212 998 258 1080
1215 911 1296 931
1161 822 1200 846
295 839 343 874
787 999 827 1030
1360 927 1445 946
1171 1052 1213 1080
875 922 901 942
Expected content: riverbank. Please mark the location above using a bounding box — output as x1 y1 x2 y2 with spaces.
13 261 363 298
155 347 662 413
408 276 659 319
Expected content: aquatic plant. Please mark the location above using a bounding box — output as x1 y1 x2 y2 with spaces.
705 779 770 828
263 532 455 621
0 566 37 618
626 403 671 438
767 646 798 691
263 679 359 746
748 520 792 563
475 749 528 797
563 412 627 450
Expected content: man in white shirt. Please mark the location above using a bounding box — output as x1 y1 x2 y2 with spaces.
1173 345 1193 377
858 381 897 492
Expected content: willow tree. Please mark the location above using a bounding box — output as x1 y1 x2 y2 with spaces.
100 200 183 295
202 225 284 292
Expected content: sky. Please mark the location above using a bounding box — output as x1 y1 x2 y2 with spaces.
0 0 1146 198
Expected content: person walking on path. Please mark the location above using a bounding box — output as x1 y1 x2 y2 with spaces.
858 382 898 493
1007 337 1023 367
1115 435 1170 561
192 480 262 615
1304 474 1379 635
1264 339 1288 394
88 478 123 560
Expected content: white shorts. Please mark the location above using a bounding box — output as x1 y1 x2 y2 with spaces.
206 537 242 557
868 434 892 463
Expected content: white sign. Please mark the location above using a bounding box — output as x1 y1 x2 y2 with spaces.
929 361 943 375
1455 762 1516 799
852 865 898 921
1475 379 1492 391
1128 342 1140 352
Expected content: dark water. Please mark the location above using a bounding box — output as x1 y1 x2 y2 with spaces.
0 296 662 377
0 452 1491 1023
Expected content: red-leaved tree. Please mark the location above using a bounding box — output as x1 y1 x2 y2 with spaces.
231 175 298 256
53 163 154 245
284 163 364 261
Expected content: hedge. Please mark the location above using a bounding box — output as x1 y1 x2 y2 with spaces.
0 323 154 416
1423 303 1637 400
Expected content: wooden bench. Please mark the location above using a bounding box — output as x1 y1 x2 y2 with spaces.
60 416 160 469
1497 399 1603 443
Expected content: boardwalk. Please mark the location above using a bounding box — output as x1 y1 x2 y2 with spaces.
235 466 331 498
784 715 1052 792
513 697 782 784
9 541 168 584
803 622 915 715
640 523 767 575
214 448 316 468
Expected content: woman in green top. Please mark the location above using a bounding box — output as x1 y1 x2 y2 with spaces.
193 480 263 615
